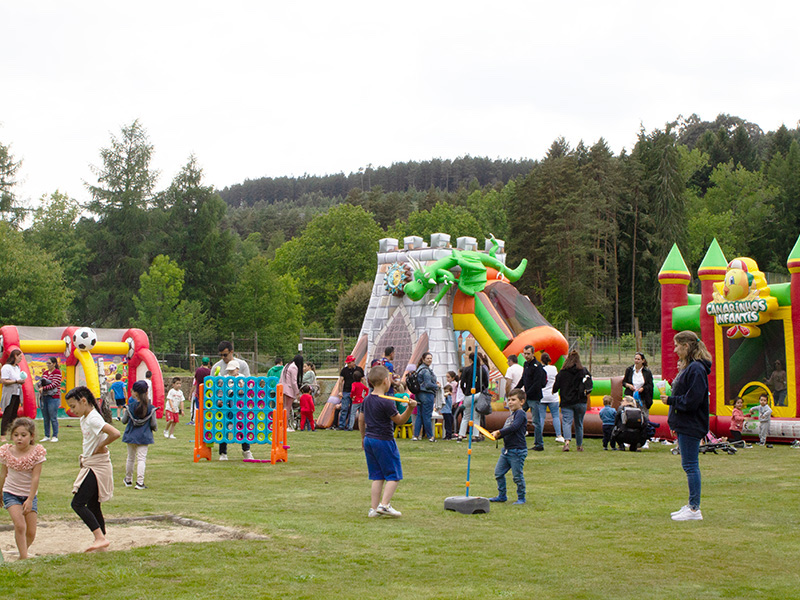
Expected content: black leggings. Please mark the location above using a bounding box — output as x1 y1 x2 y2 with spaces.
1 395 21 437
72 469 106 534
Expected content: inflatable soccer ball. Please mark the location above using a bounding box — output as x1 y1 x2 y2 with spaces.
73 327 97 351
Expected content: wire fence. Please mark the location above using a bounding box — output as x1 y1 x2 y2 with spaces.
154 322 664 377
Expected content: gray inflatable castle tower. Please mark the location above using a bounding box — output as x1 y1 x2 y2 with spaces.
357 233 506 382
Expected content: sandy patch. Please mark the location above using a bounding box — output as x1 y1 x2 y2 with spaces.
0 514 267 562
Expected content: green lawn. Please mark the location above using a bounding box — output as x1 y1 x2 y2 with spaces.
1 419 799 599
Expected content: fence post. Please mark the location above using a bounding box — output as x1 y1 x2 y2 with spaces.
634 317 642 353
339 329 345 371
254 330 258 374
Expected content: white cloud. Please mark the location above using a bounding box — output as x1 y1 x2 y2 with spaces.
2 0 799 205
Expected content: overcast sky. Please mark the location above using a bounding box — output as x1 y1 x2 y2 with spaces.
2 1 799 208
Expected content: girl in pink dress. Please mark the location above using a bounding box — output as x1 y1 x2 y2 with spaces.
0 417 46 559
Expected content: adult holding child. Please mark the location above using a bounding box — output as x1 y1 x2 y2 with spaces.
279 354 304 432
38 356 63 442
413 352 440 442
552 350 592 452
622 352 654 419
661 330 711 522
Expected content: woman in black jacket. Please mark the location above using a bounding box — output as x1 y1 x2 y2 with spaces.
552 350 591 452
661 330 711 522
622 352 654 418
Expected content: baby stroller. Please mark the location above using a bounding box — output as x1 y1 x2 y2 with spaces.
699 431 738 455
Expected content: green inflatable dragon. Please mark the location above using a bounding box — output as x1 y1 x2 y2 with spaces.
403 236 527 306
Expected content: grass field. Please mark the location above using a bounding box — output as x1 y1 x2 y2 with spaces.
1 418 799 599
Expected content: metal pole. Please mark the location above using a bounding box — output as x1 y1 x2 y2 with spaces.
465 342 480 497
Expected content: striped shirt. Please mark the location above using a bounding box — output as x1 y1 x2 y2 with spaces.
41 368 62 397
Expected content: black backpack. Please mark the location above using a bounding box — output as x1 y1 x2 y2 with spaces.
579 370 593 397
621 407 643 429
405 370 422 395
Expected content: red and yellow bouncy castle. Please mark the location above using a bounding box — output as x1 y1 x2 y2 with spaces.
0 326 164 419
658 237 800 440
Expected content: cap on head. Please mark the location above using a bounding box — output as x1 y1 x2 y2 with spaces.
132 380 148 394
202 356 210 365
346 355 355 364
226 361 239 371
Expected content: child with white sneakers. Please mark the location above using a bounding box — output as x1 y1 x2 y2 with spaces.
358 365 416 518
164 377 185 439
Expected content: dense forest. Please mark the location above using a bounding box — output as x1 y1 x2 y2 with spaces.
2 114 800 360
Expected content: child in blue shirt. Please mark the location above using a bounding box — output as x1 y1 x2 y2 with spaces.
599 395 618 450
110 374 127 421
489 388 528 505
358 365 416 518
441 384 454 439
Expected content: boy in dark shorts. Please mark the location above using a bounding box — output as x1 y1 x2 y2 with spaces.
358 365 416 518
110 373 126 421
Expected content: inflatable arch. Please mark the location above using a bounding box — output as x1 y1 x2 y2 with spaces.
0 326 164 419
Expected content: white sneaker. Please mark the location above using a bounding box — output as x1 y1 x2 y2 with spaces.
672 507 703 521
164 431 169 438
671 505 691 517
555 436 565 443
50 437 58 443
219 454 228 461
243 450 254 460
642 441 650 450
169 434 177 439
412 437 420 441
368 508 381 518
376 504 402 517
40 437 50 442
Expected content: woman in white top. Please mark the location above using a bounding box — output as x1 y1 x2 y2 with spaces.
539 353 564 443
1 349 25 442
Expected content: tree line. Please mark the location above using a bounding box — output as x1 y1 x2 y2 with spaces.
1 114 799 360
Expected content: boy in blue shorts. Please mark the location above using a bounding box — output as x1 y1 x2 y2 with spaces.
490 388 528 505
358 365 416 518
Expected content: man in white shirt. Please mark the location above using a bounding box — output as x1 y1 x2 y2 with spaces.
210 340 252 461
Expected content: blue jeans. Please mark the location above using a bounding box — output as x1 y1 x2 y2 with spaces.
561 403 587 446
538 402 562 437
495 448 528 501
414 393 434 438
338 392 352 430
677 433 702 510
526 400 543 447
41 395 60 438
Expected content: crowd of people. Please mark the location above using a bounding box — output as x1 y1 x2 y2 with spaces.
2 327 784 556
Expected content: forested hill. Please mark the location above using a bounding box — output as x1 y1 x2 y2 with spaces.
218 156 536 206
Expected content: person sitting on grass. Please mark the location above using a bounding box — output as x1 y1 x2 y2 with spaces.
489 388 528 505
612 396 649 452
358 365 416 518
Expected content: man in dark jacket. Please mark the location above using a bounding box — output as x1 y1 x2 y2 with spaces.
516 345 547 451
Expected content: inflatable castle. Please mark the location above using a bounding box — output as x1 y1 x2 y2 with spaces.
658 237 800 440
317 234 569 427
0 326 164 419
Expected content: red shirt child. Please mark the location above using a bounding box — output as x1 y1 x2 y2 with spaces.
299 387 316 431
350 379 369 406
